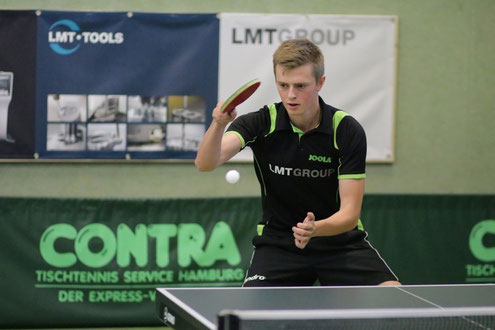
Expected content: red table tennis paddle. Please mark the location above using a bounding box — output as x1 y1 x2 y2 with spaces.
221 78 261 113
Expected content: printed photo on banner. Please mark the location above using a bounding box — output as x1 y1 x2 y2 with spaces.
0 11 37 158
45 94 206 153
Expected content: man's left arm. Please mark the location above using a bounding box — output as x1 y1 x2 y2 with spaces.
293 114 366 249
292 178 364 249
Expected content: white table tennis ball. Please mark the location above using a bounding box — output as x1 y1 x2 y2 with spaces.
225 170 240 184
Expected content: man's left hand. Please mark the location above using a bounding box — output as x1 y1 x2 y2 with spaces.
293 212 316 249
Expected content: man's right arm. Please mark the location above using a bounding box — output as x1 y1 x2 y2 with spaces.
195 103 242 171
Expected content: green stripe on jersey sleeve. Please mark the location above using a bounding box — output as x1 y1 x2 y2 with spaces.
338 173 366 179
265 104 277 137
224 131 246 148
332 110 348 150
257 224 265 236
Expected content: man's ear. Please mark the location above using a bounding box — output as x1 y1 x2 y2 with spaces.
317 75 326 91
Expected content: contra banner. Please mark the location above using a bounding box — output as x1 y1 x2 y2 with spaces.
0 194 493 327
219 13 398 163
0 197 261 328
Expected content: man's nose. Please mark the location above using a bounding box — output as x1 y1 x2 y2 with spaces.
288 86 296 98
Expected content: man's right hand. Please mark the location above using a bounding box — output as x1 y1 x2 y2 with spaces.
212 101 237 126
195 102 242 171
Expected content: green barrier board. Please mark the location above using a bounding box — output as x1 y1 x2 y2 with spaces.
0 195 493 327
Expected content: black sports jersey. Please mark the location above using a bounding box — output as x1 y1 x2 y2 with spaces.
226 97 367 251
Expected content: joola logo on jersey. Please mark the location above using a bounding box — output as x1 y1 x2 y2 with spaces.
48 19 124 55
308 154 332 163
269 163 334 178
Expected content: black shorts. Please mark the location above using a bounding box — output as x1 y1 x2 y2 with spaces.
243 233 399 287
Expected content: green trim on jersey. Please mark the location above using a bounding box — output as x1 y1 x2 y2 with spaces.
357 219 364 231
225 131 257 149
265 104 277 137
290 122 304 140
257 224 264 236
332 110 348 150
333 110 365 179
337 158 366 179
253 154 267 196
225 131 246 148
339 173 366 179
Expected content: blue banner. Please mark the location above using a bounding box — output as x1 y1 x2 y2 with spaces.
34 11 218 159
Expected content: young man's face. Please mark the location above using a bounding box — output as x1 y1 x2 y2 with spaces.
275 63 325 116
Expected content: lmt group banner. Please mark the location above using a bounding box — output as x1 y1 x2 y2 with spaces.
219 13 397 162
0 10 398 162
0 195 493 327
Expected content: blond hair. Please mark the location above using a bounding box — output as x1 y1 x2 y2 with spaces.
273 39 324 81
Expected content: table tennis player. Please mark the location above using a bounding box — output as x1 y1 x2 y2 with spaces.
195 38 400 287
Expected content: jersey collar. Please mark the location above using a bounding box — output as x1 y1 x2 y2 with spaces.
275 96 334 135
